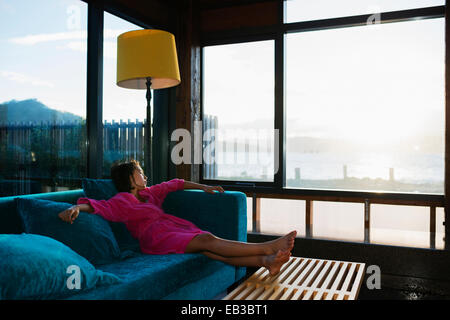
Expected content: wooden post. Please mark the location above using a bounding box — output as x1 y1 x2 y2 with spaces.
252 195 261 233
295 167 301 181
364 199 370 243
306 200 313 238
430 206 436 249
445 1 450 250
389 168 395 182
174 0 201 182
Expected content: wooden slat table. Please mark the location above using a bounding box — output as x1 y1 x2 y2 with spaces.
224 257 365 300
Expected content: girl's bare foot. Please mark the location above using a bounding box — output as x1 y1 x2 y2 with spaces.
264 230 297 255
263 250 291 276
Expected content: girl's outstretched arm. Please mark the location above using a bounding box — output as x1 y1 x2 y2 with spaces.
184 181 224 194
58 203 93 224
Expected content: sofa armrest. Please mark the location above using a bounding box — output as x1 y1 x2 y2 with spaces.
162 190 247 243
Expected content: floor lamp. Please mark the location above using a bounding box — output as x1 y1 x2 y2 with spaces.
116 29 181 183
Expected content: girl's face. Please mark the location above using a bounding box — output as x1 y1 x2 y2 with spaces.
131 166 147 190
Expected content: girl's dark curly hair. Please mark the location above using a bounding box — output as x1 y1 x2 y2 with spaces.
110 159 142 192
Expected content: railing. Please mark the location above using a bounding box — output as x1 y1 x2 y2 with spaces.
0 119 146 196
244 191 444 250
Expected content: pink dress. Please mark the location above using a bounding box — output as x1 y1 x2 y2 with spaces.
77 179 209 254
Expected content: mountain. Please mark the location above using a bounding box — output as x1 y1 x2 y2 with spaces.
0 99 83 124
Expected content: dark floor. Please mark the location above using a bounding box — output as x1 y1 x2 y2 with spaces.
358 274 450 300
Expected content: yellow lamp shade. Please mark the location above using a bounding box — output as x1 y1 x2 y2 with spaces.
117 29 181 90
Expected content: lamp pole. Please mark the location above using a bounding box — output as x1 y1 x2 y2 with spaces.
145 77 152 184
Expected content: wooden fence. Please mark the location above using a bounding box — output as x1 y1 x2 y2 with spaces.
0 119 147 195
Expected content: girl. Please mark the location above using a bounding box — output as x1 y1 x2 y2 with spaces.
58 160 297 276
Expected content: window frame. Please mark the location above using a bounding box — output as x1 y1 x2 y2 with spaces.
199 3 446 206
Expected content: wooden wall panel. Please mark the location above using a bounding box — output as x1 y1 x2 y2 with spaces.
103 0 172 30
445 1 450 249
200 1 278 33
174 0 201 181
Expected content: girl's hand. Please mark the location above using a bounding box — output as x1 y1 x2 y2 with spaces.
58 205 80 224
202 185 224 194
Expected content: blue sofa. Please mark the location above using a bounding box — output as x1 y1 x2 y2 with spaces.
0 188 248 300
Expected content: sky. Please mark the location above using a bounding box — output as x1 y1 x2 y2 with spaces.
0 0 145 122
203 2 445 148
0 0 445 137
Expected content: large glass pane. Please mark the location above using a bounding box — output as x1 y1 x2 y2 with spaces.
0 0 87 196
102 12 146 177
202 41 275 182
285 18 444 194
285 0 444 23
260 198 305 236
371 204 432 248
312 201 364 242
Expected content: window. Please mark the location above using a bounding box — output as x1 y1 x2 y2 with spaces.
312 202 365 242
102 12 147 177
0 0 87 196
202 40 275 182
285 18 444 194
371 204 433 248
201 1 445 249
260 198 306 236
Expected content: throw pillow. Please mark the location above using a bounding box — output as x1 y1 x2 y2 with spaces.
15 198 121 265
82 178 118 200
0 233 121 299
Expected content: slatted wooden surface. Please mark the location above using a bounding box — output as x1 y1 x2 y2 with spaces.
224 257 365 300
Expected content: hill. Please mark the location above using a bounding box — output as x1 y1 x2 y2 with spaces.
0 99 83 124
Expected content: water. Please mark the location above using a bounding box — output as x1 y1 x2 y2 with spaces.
208 151 444 188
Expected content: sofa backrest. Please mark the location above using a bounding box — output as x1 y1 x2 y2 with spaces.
0 189 85 234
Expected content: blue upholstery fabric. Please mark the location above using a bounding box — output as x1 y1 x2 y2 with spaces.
82 178 117 200
15 198 122 266
66 253 235 300
0 187 248 299
0 233 121 300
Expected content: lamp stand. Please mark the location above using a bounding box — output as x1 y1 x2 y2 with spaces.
145 77 152 184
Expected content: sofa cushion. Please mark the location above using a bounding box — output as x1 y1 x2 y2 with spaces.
15 198 121 266
82 178 118 200
66 253 236 300
0 233 121 300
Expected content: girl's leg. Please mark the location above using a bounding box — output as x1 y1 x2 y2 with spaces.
201 250 292 276
185 230 297 257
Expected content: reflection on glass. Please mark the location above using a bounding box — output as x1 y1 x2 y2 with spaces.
370 204 437 249
259 198 305 236
102 12 146 177
312 201 364 242
0 0 87 196
202 41 275 182
436 207 445 249
285 0 444 23
285 18 444 194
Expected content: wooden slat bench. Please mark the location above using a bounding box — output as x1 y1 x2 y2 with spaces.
224 257 365 300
